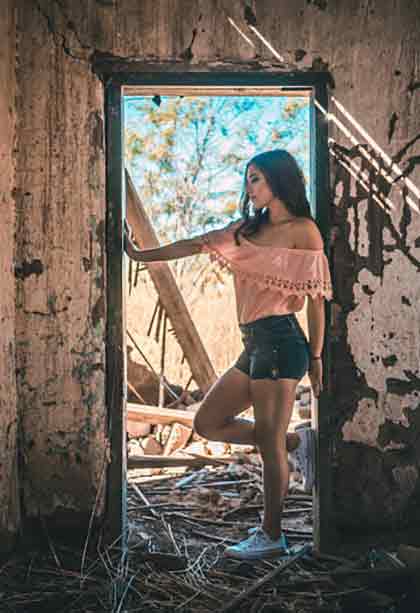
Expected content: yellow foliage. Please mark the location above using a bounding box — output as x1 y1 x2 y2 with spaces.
224 201 238 215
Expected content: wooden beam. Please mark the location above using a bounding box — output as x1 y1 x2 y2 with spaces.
127 380 146 403
127 402 197 428
128 454 229 469
125 170 217 393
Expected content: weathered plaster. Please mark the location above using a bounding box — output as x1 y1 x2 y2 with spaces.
15 1 108 522
344 226 420 452
330 127 420 525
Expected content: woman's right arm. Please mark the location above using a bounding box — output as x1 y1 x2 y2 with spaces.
124 232 203 262
124 218 240 262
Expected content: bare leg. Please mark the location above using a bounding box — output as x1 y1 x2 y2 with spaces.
251 378 298 540
193 367 255 444
194 367 300 451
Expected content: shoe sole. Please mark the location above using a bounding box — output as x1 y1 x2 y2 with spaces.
299 428 315 492
291 426 315 493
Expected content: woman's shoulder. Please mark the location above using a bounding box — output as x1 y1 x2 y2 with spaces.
291 217 324 251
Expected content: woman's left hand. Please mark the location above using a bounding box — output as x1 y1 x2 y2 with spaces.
309 358 323 398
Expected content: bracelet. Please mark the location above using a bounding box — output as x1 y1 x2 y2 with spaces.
311 355 322 360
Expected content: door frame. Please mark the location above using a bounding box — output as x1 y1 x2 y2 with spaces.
102 68 333 550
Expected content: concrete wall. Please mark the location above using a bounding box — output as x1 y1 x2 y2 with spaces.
14 0 108 533
0 0 418 545
0 0 20 550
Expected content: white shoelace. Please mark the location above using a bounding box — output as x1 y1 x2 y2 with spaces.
243 527 273 548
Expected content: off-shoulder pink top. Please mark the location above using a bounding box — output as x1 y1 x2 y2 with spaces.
199 220 333 324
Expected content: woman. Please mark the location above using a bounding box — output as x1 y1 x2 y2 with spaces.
125 149 332 560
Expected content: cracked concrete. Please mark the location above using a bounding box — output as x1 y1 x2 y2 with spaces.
33 0 93 63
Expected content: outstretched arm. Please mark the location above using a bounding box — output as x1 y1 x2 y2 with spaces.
124 221 203 262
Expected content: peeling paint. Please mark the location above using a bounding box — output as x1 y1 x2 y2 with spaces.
33 0 92 63
295 49 307 62
347 257 420 399
408 80 420 94
342 397 382 447
388 111 398 143
180 27 198 62
307 0 328 10
92 295 105 327
15 259 44 280
244 4 257 26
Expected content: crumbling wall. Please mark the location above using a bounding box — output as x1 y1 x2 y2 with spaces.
0 0 20 550
3 0 419 544
332 143 420 531
14 1 108 531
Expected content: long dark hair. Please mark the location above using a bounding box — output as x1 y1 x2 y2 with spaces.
234 149 313 245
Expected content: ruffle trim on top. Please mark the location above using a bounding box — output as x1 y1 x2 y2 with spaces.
203 242 333 300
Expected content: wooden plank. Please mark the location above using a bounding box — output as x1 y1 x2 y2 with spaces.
125 170 217 393
127 402 197 428
127 380 146 403
127 454 230 469
125 85 312 97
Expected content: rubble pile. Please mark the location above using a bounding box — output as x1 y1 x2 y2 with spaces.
126 461 419 612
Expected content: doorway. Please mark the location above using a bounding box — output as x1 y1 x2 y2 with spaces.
104 73 331 552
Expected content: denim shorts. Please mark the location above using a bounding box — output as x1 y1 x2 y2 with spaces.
234 314 310 381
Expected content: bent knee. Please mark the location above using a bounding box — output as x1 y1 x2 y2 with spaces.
193 408 230 440
193 411 213 439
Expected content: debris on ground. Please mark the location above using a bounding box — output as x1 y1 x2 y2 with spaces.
1 368 416 611
2 455 418 612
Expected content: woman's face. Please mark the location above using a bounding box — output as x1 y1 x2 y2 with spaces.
246 164 274 210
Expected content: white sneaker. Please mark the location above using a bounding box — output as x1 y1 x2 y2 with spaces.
225 527 289 560
290 425 315 493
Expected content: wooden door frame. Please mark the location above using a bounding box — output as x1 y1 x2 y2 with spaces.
102 67 333 551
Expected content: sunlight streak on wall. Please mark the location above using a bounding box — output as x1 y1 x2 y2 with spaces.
332 96 420 201
227 17 256 48
315 100 420 215
247 25 286 63
330 148 393 212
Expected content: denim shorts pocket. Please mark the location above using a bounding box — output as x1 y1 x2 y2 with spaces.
249 346 282 380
